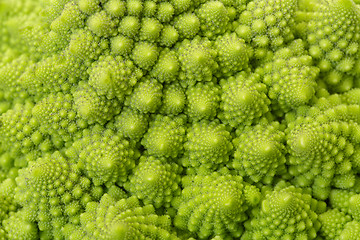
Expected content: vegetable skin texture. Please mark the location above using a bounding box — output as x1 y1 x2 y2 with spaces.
0 0 360 239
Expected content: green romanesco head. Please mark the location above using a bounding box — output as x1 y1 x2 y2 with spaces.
1 0 360 239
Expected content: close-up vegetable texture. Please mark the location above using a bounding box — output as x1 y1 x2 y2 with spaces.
0 0 360 239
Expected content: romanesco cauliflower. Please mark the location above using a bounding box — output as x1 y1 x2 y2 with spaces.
0 0 360 239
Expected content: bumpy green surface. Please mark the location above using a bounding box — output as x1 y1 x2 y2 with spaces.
64 194 180 239
173 172 261 239
232 122 286 183
124 155 182 208
182 120 233 168
243 184 325 239
1 0 360 239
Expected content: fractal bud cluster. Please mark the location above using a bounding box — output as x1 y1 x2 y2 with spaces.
0 0 360 239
